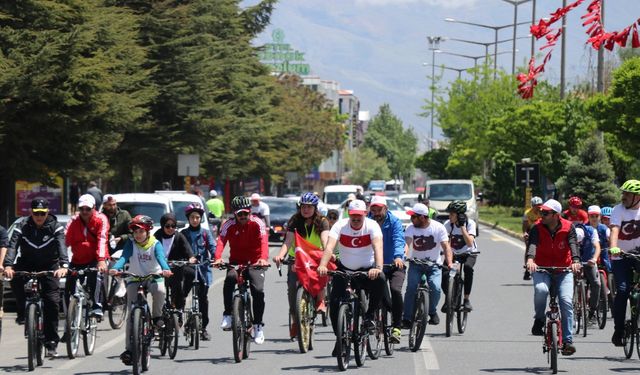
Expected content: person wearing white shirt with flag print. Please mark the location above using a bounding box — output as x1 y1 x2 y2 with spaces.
402 203 452 327
317 199 385 357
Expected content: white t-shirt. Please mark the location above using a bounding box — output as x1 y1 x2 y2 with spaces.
610 203 640 259
329 217 382 270
443 219 478 255
404 220 449 264
251 201 270 217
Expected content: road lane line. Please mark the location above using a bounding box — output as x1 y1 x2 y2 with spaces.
412 336 438 373
57 330 124 370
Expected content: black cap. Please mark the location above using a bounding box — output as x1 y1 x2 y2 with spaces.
31 198 49 211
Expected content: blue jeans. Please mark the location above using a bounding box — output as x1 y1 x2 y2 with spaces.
403 263 441 319
533 271 574 343
612 258 640 332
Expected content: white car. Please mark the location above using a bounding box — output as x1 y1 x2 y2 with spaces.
154 191 214 233
338 196 411 229
106 193 171 234
398 193 420 209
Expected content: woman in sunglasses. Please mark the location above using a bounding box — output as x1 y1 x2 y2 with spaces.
154 213 197 314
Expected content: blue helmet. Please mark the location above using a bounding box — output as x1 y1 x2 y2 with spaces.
299 192 319 206
601 206 613 218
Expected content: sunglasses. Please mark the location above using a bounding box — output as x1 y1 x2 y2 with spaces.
236 212 249 217
164 224 177 229
540 210 554 216
32 212 47 217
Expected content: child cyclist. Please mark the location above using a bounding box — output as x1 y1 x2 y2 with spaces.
109 215 172 365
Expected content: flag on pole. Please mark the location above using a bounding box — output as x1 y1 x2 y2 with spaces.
294 231 336 298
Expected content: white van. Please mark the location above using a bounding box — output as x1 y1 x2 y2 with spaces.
425 180 478 224
322 184 363 210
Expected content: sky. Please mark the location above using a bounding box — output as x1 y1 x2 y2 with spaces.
247 0 640 149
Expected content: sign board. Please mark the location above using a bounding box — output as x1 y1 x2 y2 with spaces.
258 29 311 76
15 177 64 217
178 154 199 177
515 162 540 187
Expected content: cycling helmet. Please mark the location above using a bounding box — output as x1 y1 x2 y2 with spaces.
568 196 583 208
129 215 153 231
601 206 613 218
231 196 251 212
184 202 205 217
620 180 640 195
446 200 467 214
531 196 543 206
209 189 218 197
299 192 319 206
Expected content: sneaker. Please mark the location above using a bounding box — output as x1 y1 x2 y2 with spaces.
253 324 265 345
561 342 576 356
440 303 448 313
364 319 376 334
523 270 532 280
531 319 544 336
90 307 104 318
401 319 412 330
428 313 440 325
220 315 232 330
316 299 327 314
289 321 298 339
390 327 402 344
120 350 133 366
45 342 59 358
153 317 165 329
201 330 211 341
463 299 473 312
612 330 625 347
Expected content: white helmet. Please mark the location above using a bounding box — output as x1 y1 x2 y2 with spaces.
531 196 543 206
210 190 218 197
575 227 585 244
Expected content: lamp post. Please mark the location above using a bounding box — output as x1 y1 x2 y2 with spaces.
422 63 472 80
448 36 530 74
501 0 533 76
437 50 515 69
427 36 443 151
445 18 530 79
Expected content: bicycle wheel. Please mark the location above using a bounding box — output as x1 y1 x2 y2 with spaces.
596 272 607 330
336 304 352 371
295 287 312 353
623 301 634 359
579 282 588 338
243 294 253 359
636 304 640 360
232 295 244 363
83 315 98 355
322 283 331 327
167 313 180 359
382 307 394 356
366 304 383 359
550 322 558 374
159 321 168 356
572 283 582 335
132 308 143 375
141 311 151 372
409 289 429 352
445 275 454 337
192 314 201 350
456 278 468 334
65 298 81 359
108 279 127 330
27 304 37 371
354 290 368 367
608 272 616 314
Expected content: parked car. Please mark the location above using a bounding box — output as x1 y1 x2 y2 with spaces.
322 184 363 211
106 193 171 234
425 179 478 224
154 191 214 235
337 196 410 229
398 193 420 208
260 197 298 242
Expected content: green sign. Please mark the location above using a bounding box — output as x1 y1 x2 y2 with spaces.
258 29 311 76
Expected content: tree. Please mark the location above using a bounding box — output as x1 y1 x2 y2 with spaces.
415 148 450 179
344 148 391 186
555 137 618 206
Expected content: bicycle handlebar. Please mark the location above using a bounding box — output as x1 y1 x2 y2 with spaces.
112 272 165 280
534 266 572 274
167 260 199 267
216 263 271 271
67 267 100 276
327 270 370 279
407 258 442 268
13 270 55 277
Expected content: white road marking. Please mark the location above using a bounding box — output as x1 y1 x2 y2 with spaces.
413 336 439 372
57 331 124 370
482 227 525 250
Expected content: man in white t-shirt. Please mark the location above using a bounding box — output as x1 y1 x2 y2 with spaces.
250 193 270 228
318 199 385 356
402 203 452 327
608 180 640 346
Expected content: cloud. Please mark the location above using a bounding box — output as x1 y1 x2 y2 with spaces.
353 0 479 8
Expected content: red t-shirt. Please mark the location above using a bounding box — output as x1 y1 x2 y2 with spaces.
562 209 588 224
215 216 269 264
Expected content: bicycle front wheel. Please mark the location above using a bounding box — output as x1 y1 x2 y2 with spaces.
456 278 468 334
623 301 634 359
65 298 81 359
167 313 180 359
83 315 98 355
132 308 143 375
597 272 607 330
108 279 127 330
579 282 588 338
366 304 383 359
409 289 428 352
550 322 558 374
192 314 201 350
336 304 352 371
232 296 245 363
295 287 313 353
445 275 454 337
382 307 394 356
572 283 582 335
26 304 37 371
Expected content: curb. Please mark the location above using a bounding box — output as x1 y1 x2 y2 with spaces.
478 219 524 242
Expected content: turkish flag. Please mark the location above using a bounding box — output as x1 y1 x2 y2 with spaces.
294 231 336 298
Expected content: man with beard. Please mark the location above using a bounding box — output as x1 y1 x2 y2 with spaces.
101 194 131 253
608 180 640 346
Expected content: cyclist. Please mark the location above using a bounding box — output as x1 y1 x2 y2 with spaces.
213 196 270 345
153 213 197 315
522 196 543 280
601 206 613 227
110 215 173 365
273 192 330 337
250 193 271 228
563 196 588 224
3 198 69 357
587 205 611 273
65 194 110 317
326 209 339 228
418 194 438 219
441 200 478 312
573 223 601 323
608 180 640 346
367 195 405 344
402 203 452 328
101 194 132 253
206 190 225 219
317 199 386 356
525 199 580 356
180 203 215 340
340 193 357 218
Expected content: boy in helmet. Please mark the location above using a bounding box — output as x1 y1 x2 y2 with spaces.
563 196 588 224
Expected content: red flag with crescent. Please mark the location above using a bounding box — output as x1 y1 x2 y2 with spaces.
294 231 335 298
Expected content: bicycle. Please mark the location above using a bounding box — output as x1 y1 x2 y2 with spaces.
158 261 184 359
14 271 54 371
595 264 609 330
572 266 588 338
327 270 371 371
217 263 270 363
407 258 440 351
535 266 571 375
444 252 480 337
619 252 640 359
443 261 458 337
64 267 100 359
179 262 203 350
105 253 127 330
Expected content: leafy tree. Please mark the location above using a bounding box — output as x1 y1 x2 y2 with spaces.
344 147 391 186
415 148 450 179
555 137 618 206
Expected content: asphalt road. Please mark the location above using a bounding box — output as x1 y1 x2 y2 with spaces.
1 227 640 374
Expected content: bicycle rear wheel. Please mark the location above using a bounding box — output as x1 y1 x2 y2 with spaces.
354 291 368 367
456 278 468 334
27 304 37 371
65 298 81 359
409 289 428 352
366 304 383 359
167 313 180 359
445 275 454 337
572 283 582 335
232 296 244 363
624 302 634 359
108 278 127 330
336 304 352 371
550 322 558 374
382 307 394 356
83 315 98 355
579 282 588 338
596 272 607 330
295 287 312 353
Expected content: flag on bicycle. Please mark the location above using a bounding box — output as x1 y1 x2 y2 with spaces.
294 231 335 298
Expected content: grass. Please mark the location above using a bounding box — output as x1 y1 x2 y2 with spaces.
478 205 524 234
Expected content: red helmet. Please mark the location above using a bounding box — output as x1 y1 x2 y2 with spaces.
568 196 583 208
129 215 154 231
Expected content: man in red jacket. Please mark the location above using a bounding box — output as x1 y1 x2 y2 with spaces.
526 199 581 356
212 196 269 345
65 194 110 317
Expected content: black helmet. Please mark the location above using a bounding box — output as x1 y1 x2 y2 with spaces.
231 196 251 212
446 200 467 214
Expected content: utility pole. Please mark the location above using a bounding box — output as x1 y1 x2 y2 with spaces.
427 36 443 151
596 0 605 93
560 0 567 99
531 0 536 59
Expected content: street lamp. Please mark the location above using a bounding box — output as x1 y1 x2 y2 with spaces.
501 0 533 76
445 18 530 78
427 36 443 151
447 36 530 73
422 63 472 80
437 50 515 69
